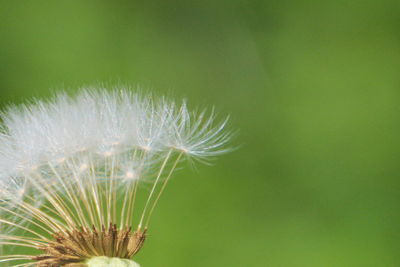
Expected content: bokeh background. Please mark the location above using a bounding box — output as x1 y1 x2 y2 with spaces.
1 1 400 266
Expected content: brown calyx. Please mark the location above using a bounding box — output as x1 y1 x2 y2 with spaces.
32 223 146 267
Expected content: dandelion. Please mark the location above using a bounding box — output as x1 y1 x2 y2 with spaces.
0 88 232 267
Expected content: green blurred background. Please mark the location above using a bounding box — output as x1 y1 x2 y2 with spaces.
1 1 400 266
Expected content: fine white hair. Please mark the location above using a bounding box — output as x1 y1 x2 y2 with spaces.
0 88 231 181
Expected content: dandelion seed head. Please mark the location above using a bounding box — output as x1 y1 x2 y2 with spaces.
0 87 233 266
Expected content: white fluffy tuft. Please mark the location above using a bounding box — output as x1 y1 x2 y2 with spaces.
0 89 230 180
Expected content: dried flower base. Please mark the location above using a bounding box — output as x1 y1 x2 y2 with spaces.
32 224 146 267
